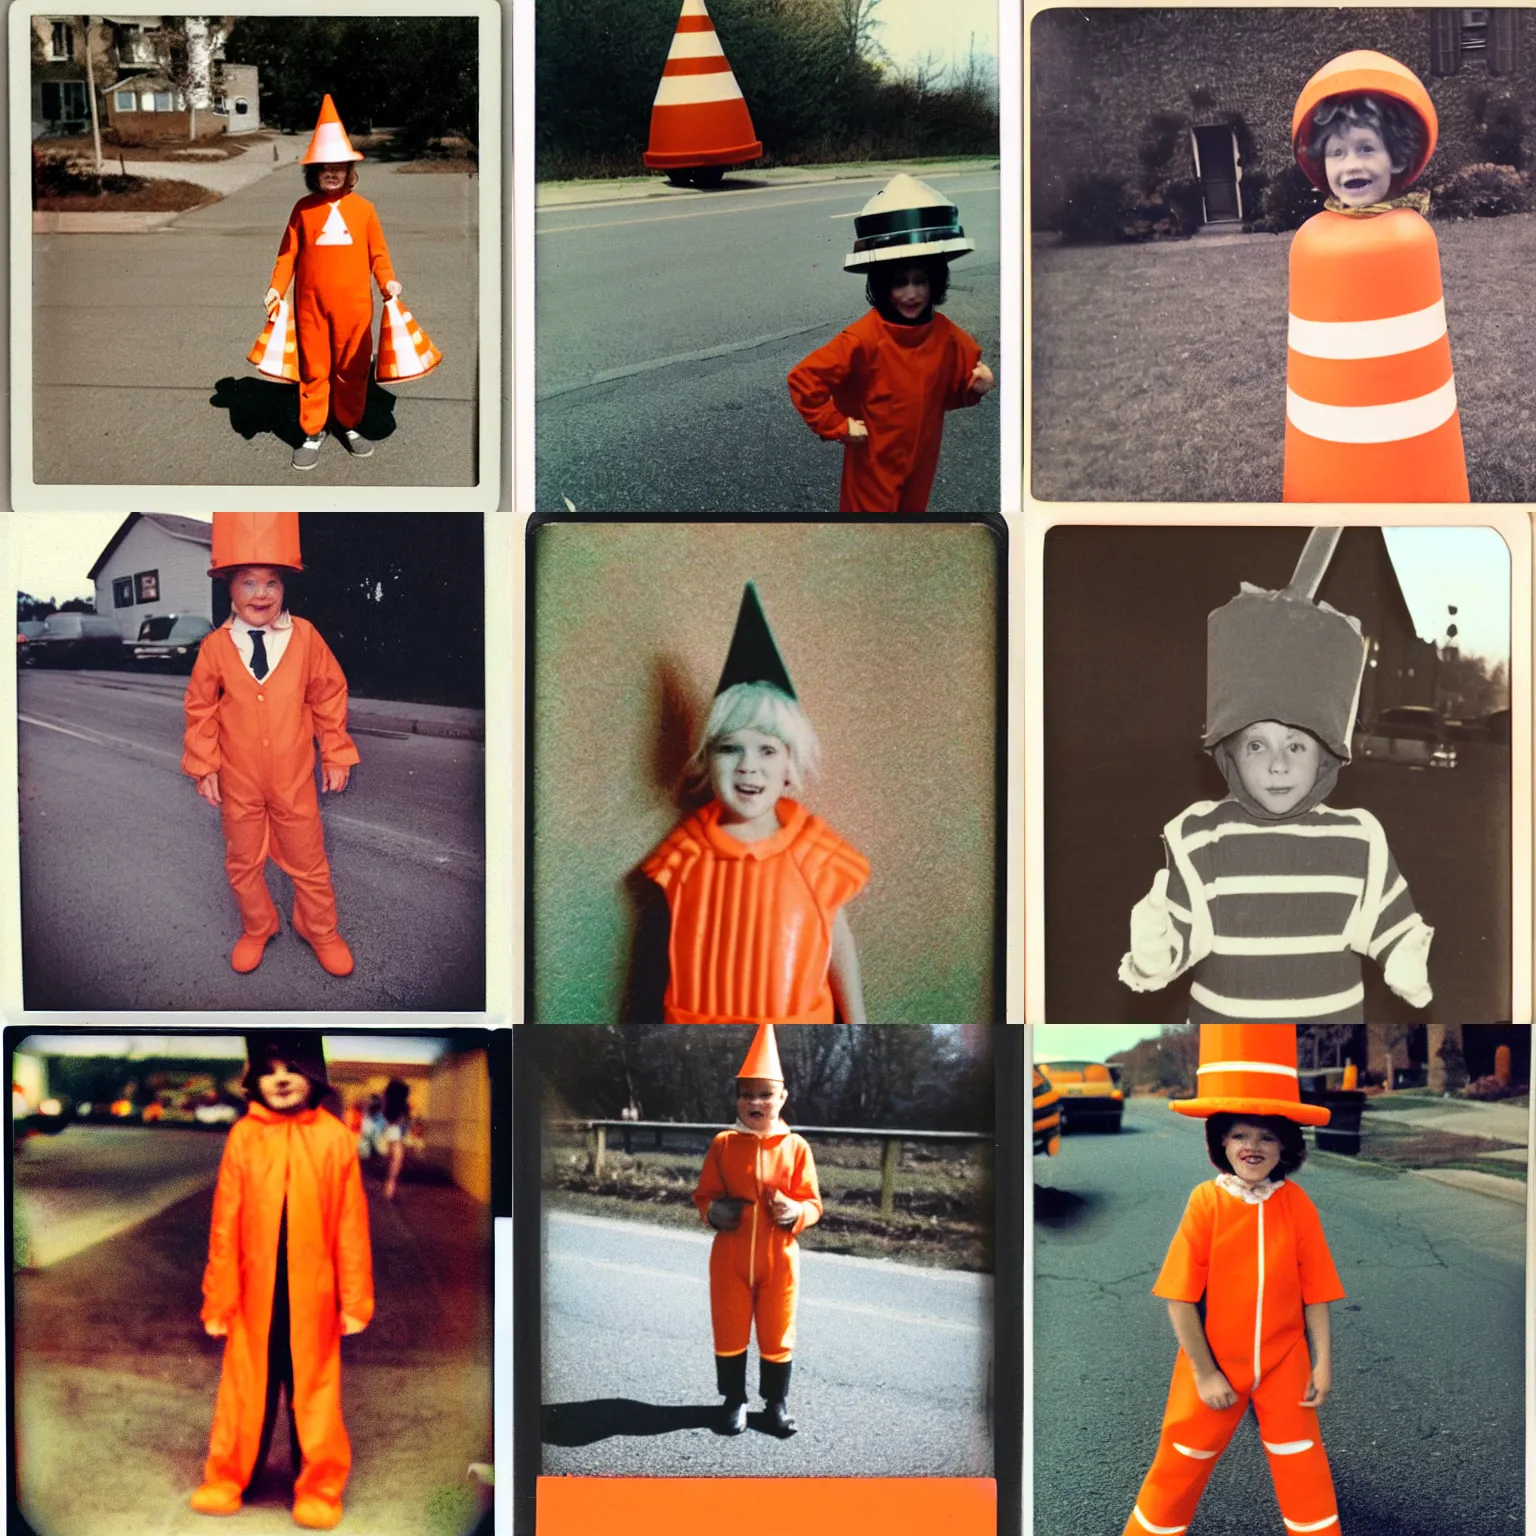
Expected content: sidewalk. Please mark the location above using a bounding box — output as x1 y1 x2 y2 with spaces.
1370 1094 1530 1148
120 131 306 194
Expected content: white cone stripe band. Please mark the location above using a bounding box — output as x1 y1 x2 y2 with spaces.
1132 1508 1188 1535
258 304 289 371
307 123 356 161
1172 1442 1218 1459
1282 1517 1339 1532
384 307 427 377
1197 1061 1299 1078
1210 935 1348 956
1263 1439 1315 1455
1189 982 1365 1019
1286 379 1458 444
1288 299 1446 359
681 0 711 13
667 31 724 58
653 70 744 106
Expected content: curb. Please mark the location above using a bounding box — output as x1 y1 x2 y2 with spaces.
350 707 483 743
33 209 182 233
1410 1167 1527 1206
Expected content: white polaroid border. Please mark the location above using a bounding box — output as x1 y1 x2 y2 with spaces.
9 0 502 513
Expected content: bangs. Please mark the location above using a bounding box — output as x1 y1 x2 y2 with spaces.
684 682 821 793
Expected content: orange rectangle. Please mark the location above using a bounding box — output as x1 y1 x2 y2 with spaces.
538 1476 996 1535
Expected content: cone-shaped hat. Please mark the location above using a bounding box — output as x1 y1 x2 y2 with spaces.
845 173 975 272
209 513 304 577
375 297 443 382
243 1030 330 1095
736 1023 783 1082
301 94 364 165
1171 1025 1331 1126
715 582 795 699
247 298 299 383
642 0 763 170
1292 50 1437 191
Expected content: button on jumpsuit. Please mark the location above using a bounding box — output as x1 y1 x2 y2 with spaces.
1124 1177 1346 1536
693 1124 822 1364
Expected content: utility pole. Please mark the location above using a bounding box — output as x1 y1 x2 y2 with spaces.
81 15 103 183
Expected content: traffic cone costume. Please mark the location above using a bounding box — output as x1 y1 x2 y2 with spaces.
642 585 869 1022
693 1026 822 1423
642 0 762 172
1284 52 1469 501
267 95 397 439
1123 1026 1345 1536
375 297 442 382
248 298 300 383
182 514 361 976
789 175 985 512
192 1034 373 1527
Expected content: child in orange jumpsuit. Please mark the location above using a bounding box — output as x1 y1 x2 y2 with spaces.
191 1032 373 1530
788 173 994 512
642 583 869 1023
693 1024 822 1436
183 513 359 978
264 95 402 472
1123 1024 1346 1536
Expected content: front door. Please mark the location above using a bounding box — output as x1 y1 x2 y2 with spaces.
1192 125 1241 223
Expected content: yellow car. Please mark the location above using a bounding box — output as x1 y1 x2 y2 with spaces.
1037 1060 1124 1133
1033 1065 1062 1157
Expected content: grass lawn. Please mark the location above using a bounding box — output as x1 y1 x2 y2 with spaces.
34 176 218 213
1031 213 1536 500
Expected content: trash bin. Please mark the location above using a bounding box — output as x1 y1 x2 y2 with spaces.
1307 1089 1366 1155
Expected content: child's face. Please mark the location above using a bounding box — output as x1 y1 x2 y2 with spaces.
1233 721 1321 812
887 263 932 321
709 727 791 828
737 1077 787 1129
228 566 285 628
257 1058 309 1114
317 163 349 194
1223 1121 1282 1185
1323 124 1398 206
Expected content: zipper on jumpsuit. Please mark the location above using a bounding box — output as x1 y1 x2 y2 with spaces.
1252 1199 1265 1388
749 1139 761 1289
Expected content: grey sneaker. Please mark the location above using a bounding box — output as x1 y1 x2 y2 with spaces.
292 434 324 471
341 429 374 458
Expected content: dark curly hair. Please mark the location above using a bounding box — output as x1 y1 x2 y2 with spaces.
1204 1112 1307 1178
1305 92 1427 194
865 255 950 323
243 1039 327 1109
303 162 359 195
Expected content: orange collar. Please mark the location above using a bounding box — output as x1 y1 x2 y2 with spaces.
698 797 810 861
246 1101 319 1125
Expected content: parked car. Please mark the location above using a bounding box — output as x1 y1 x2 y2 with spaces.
25 612 126 669
1353 705 1456 769
133 612 213 672
1033 1065 1062 1158
1038 1059 1124 1132
16 618 47 664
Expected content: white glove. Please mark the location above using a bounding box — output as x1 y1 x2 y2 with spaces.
1382 920 1433 1008
1129 868 1176 977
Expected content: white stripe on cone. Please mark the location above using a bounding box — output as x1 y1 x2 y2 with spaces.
681 0 711 14
382 302 427 378
1287 378 1458 444
653 71 745 107
1132 1508 1188 1535
1197 1061 1300 1078
307 122 356 162
1281 1517 1339 1532
258 302 291 374
667 30 725 59
1288 299 1447 360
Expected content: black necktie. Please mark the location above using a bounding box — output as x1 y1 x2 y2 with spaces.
250 630 269 681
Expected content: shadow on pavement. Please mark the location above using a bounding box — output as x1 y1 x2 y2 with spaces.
1032 1187 1095 1229
209 377 399 448
543 1398 720 1445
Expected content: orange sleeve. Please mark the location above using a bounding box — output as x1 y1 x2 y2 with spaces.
1151 1183 1214 1302
945 321 984 411
200 1128 245 1326
693 1135 729 1223
334 1136 375 1325
787 327 863 441
365 201 397 291
1292 1186 1347 1304
181 635 225 779
268 202 303 296
787 1135 822 1235
304 627 361 768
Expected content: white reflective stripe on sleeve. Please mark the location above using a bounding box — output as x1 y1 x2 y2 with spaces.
1253 1199 1264 1388
667 30 725 58
1133 1507 1189 1534
1288 298 1446 359
1173 1442 1219 1459
1197 1060 1299 1077
653 70 743 107
1286 378 1458 444
1282 1516 1340 1532
1188 983 1365 1020
1263 1439 1315 1455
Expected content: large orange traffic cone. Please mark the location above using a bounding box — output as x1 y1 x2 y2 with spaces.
302 93 363 164
375 298 442 382
208 512 304 576
247 298 299 382
642 0 762 173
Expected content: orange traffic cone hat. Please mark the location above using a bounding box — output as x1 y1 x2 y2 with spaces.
301 94 363 165
247 298 299 383
1292 51 1437 192
1171 1025 1331 1126
642 0 763 171
375 297 443 382
208 512 304 577
735 1023 784 1083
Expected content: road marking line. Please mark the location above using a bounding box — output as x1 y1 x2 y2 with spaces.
19 713 179 760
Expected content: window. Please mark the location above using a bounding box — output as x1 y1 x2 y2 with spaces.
154 91 172 112
40 81 88 123
114 90 135 112
234 97 250 116
48 21 73 60
134 570 160 603
1431 7 1521 74
112 576 134 609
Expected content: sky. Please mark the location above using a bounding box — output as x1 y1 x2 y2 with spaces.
1032 1025 1165 1062
9 512 210 606
1382 526 1510 665
868 0 996 76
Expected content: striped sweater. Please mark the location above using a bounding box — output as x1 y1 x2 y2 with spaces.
1120 798 1432 1023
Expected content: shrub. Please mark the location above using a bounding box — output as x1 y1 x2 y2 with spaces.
1462 1074 1529 1101
1247 161 1327 233
1432 161 1531 219
1138 110 1188 189
1475 92 1523 169
1057 171 1129 244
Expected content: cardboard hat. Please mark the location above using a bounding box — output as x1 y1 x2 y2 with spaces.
247 298 299 382
1204 583 1366 761
736 1023 783 1082
208 512 304 577
715 582 795 699
243 1030 330 1094
1292 50 1437 192
844 174 975 272
1172 1025 1331 1126
301 94 364 165
642 0 763 170
375 297 443 382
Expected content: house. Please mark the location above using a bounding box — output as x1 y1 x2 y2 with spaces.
87 513 213 642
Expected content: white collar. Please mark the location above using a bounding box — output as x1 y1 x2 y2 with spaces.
733 1117 783 1138
230 610 293 636
1215 1172 1281 1204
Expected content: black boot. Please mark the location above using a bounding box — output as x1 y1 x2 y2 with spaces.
760 1358 796 1436
716 1352 748 1434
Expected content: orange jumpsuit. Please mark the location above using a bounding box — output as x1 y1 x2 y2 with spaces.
788 309 983 512
642 797 870 1023
268 192 397 437
200 1102 373 1505
1124 1177 1347 1536
182 618 360 946
693 1122 822 1361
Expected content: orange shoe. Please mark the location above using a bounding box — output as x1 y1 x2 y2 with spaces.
230 928 278 974
298 929 354 978
190 1480 242 1516
292 1494 343 1529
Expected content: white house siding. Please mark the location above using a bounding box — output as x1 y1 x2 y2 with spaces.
93 519 212 642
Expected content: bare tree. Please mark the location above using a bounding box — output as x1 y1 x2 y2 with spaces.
835 0 880 65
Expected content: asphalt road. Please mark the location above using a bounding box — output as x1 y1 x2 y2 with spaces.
535 169 1001 512
31 161 479 486
1034 1098 1526 1536
542 1208 993 1477
18 668 485 1010
14 1126 492 1536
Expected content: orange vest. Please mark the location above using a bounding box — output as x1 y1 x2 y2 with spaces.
1284 209 1468 502
642 799 870 1023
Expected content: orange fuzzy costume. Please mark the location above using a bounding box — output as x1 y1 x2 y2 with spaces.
788 309 983 512
642 797 870 1023
197 1101 373 1511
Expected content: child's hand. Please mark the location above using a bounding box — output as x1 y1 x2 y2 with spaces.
385 280 403 300
968 362 995 398
196 771 222 808
1194 1369 1237 1410
340 1313 367 1336
204 1318 229 1337
1301 1364 1331 1409
321 764 351 793
264 287 282 313
707 1198 744 1231
1129 868 1175 974
845 418 868 441
769 1190 800 1229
